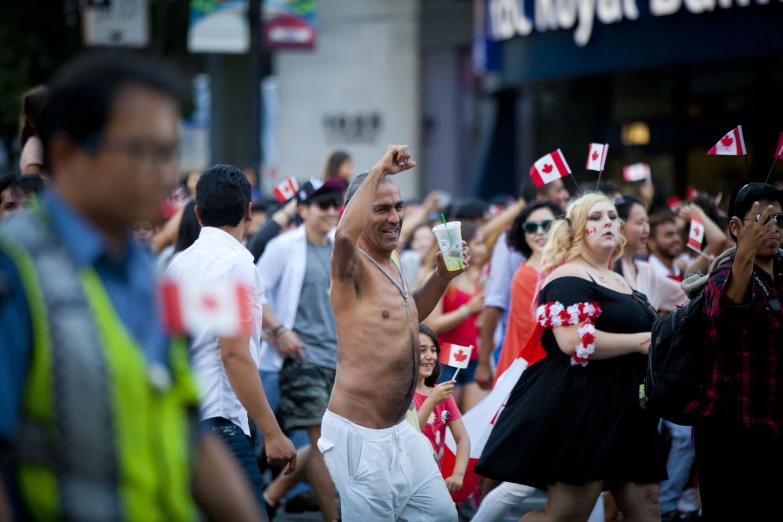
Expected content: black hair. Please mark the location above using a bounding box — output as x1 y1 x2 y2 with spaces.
19 86 47 148
344 171 393 207
174 201 201 254
727 182 783 243
461 221 478 246
251 201 269 214
0 172 23 197
19 174 45 197
507 200 564 257
598 182 621 198
418 324 442 387
613 195 644 222
453 199 489 222
195 164 251 228
323 150 351 179
37 52 189 168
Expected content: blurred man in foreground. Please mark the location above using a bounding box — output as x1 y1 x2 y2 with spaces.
0 53 264 521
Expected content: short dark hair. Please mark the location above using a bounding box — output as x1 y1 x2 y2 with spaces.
613 195 644 222
344 171 393 207
19 174 45 197
453 199 489 222
419 324 442 388
727 182 783 242
195 165 251 228
174 200 201 253
649 212 679 240
598 182 621 198
507 200 564 257
0 172 23 197
38 52 188 168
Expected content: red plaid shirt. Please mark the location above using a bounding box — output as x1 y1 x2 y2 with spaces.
695 256 783 436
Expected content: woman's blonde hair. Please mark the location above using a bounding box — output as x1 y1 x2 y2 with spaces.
539 192 626 276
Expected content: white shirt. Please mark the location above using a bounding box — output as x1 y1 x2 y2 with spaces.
167 227 264 436
256 225 335 372
648 254 682 280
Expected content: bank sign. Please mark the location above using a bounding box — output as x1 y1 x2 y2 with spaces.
488 0 777 47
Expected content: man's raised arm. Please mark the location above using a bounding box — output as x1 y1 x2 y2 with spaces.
333 145 415 280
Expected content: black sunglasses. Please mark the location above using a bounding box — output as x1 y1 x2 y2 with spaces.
522 220 553 234
312 196 342 211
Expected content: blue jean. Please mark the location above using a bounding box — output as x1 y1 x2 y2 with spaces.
659 420 696 513
258 369 311 499
203 417 267 520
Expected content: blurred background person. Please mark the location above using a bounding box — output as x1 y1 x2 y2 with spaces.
322 149 352 188
18 85 47 179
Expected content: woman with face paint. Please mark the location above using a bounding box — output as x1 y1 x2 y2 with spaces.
475 193 666 522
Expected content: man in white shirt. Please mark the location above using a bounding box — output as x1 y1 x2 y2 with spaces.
167 164 296 515
257 178 343 521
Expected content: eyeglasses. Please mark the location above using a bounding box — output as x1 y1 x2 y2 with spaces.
743 213 783 229
522 220 553 234
313 196 342 211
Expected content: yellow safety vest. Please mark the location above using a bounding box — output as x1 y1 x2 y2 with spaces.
0 210 201 521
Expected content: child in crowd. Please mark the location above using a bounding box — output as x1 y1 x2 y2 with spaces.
414 324 470 493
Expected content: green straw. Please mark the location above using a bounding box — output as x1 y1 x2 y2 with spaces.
441 213 463 269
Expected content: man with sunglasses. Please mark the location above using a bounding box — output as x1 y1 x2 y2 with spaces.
694 182 783 521
256 177 344 521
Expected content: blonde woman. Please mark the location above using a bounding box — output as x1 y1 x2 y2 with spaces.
475 193 665 522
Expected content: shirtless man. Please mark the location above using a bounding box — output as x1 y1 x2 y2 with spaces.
319 146 468 521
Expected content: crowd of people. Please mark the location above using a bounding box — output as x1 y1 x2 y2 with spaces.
0 51 781 522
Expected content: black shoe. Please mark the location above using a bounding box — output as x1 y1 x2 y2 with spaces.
284 491 320 513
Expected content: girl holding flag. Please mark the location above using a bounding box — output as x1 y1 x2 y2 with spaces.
414 325 470 493
475 193 666 522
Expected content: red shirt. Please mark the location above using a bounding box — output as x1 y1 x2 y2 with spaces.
439 286 480 361
691 257 783 436
413 391 462 467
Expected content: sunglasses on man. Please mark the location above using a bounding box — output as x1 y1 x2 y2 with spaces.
522 220 554 234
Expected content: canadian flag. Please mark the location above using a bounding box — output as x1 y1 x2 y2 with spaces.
272 177 299 203
585 143 608 172
687 216 705 252
441 327 546 501
623 163 651 182
529 149 571 188
440 343 472 369
707 126 746 156
159 279 253 338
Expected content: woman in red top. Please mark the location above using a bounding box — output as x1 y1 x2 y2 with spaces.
423 221 488 412
494 201 564 385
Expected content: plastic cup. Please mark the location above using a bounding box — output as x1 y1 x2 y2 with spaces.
432 221 463 272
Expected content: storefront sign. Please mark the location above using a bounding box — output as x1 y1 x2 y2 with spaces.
188 0 249 54
488 0 774 47
83 0 149 47
263 0 318 49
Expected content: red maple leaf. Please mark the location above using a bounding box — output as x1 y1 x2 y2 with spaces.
592 151 599 161
720 135 734 147
453 349 468 363
542 164 554 174
201 295 218 311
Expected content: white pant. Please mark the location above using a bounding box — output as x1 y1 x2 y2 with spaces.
471 482 605 522
318 410 458 522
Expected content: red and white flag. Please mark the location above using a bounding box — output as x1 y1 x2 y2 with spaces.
441 332 541 501
775 132 783 158
586 143 608 172
272 177 299 203
529 149 571 188
687 216 705 252
440 343 472 369
623 163 651 182
707 126 746 156
159 279 253 338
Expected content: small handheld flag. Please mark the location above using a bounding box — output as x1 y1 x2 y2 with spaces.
272 177 299 203
687 217 705 253
586 143 608 172
160 279 253 338
707 126 746 156
529 149 571 189
623 163 651 182
440 343 472 369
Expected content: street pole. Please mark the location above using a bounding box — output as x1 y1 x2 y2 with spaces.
248 0 262 189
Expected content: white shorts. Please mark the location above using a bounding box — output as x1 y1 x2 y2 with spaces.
318 410 458 522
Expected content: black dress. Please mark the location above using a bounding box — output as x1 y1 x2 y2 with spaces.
474 276 667 490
